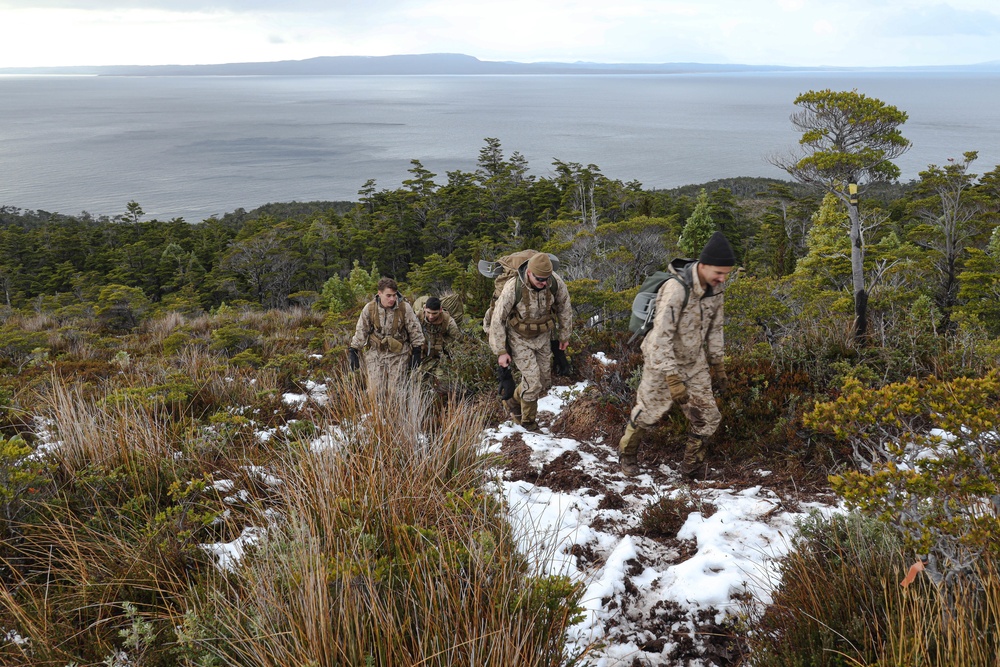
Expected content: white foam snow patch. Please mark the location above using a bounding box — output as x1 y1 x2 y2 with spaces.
282 380 329 409
537 381 589 415
498 480 601 577
212 479 236 493
223 489 252 505
200 526 265 572
30 416 61 457
592 351 617 365
3 629 28 646
242 465 283 488
310 425 351 453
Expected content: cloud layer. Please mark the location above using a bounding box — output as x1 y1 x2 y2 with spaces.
1 0 999 68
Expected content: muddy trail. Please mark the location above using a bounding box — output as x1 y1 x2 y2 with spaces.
484 383 837 667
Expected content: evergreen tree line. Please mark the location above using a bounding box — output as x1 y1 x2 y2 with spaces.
2 137 999 356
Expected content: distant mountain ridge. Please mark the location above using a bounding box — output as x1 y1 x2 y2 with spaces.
4 53 1000 76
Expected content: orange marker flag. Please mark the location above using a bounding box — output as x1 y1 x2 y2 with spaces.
900 560 925 588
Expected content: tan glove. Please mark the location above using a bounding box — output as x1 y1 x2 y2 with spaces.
666 374 689 405
710 362 728 395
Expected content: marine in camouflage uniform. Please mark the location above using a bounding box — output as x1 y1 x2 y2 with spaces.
348 277 425 393
489 253 573 431
619 232 735 480
417 296 462 383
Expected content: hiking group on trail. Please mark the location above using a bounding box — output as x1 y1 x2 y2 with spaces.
346 232 737 482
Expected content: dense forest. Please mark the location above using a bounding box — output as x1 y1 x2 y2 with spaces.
3 90 1000 665
3 134 998 374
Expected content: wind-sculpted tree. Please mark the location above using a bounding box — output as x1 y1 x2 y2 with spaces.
771 89 911 342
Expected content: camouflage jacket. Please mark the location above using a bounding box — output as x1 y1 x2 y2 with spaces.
350 298 425 355
641 259 724 376
418 309 461 358
489 269 572 355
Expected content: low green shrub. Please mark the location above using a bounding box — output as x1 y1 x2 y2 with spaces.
209 324 260 356
810 371 1000 586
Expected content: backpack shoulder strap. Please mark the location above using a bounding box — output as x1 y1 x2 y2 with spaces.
627 273 689 344
368 298 405 338
391 301 405 336
676 277 690 311
367 298 378 334
512 271 558 308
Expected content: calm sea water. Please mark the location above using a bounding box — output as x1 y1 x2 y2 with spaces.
2 72 998 222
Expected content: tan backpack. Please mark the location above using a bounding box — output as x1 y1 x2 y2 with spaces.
413 292 465 325
479 250 559 332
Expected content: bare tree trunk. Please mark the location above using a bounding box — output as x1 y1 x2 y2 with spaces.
848 194 868 343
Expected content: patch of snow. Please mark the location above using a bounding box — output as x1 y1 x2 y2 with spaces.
3 629 29 646
481 382 839 665
537 381 589 415
30 416 61 457
592 352 617 366
212 479 235 493
242 465 283 488
282 380 329 409
223 489 251 505
200 526 266 572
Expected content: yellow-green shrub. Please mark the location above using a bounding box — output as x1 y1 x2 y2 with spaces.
807 371 1000 585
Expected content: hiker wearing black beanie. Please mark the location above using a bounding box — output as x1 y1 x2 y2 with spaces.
618 231 736 480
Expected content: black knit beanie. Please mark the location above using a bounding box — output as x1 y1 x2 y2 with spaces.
698 231 736 266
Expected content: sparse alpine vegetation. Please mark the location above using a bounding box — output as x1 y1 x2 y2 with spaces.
1 117 1000 663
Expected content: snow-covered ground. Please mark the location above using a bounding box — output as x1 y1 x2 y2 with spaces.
483 378 839 666
204 371 839 665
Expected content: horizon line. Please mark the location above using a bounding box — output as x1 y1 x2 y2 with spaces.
2 52 999 72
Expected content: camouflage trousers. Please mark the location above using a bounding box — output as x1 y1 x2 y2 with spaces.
507 331 553 402
361 348 411 394
420 354 447 380
628 359 721 437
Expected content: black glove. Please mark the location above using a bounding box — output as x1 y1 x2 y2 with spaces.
348 347 360 372
497 365 515 400
551 340 571 376
409 347 422 370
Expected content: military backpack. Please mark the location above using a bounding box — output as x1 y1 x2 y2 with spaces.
627 263 692 344
478 250 559 333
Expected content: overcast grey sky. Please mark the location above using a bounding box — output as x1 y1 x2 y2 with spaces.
2 0 999 68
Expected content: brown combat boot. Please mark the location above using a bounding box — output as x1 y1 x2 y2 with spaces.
618 421 644 477
619 452 640 477
520 397 540 431
505 386 523 424
680 433 707 480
